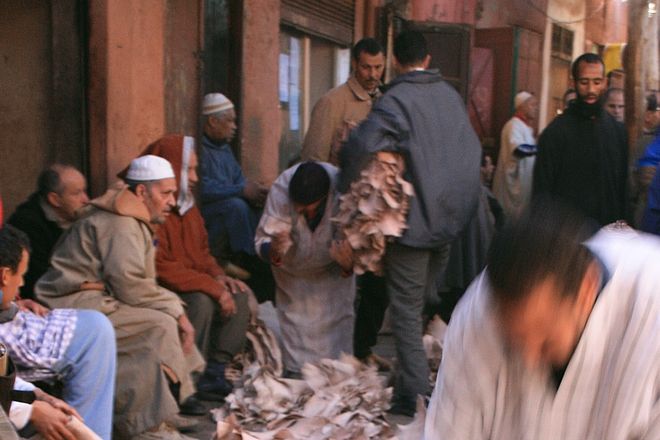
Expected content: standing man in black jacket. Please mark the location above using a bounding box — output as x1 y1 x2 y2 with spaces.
533 53 628 225
341 30 481 416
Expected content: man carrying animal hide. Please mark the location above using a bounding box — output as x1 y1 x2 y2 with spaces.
255 161 356 376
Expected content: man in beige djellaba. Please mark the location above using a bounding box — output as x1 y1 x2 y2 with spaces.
36 155 205 440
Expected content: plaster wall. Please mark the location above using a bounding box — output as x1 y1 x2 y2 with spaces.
586 0 628 45
240 0 281 185
88 0 166 193
409 0 477 25
165 0 203 137
538 0 586 129
0 1 52 214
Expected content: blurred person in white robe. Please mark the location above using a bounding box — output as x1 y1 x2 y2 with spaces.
425 198 660 439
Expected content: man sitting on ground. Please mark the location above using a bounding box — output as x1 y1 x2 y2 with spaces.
198 93 274 301
133 134 250 400
36 156 205 440
8 164 89 301
0 225 115 439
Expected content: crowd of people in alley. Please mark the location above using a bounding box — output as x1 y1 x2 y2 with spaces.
0 29 658 439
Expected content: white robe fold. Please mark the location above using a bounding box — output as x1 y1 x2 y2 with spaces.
425 229 660 439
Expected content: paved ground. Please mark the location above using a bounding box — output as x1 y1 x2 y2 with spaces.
184 302 412 439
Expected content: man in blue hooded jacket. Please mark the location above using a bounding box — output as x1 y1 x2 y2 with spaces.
341 30 481 416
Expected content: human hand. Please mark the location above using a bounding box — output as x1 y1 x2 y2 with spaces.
218 291 237 316
330 240 354 274
31 400 77 440
177 314 196 354
33 388 83 422
243 180 269 206
269 232 290 266
217 275 248 295
16 299 50 317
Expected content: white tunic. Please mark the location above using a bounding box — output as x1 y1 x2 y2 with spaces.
492 116 536 219
425 229 660 440
255 163 356 373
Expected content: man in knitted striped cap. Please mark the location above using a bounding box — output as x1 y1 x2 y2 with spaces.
134 134 250 401
198 93 272 295
36 155 204 439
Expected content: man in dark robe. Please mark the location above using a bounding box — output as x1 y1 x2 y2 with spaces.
533 53 628 225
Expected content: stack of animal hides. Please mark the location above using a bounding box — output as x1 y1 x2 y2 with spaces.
214 318 396 439
333 151 414 275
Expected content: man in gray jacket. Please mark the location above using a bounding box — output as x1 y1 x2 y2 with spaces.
341 30 481 416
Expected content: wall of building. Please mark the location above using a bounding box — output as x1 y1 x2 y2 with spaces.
409 0 477 25
165 0 203 138
239 0 282 184
538 0 586 128
0 1 85 215
585 0 628 45
0 1 53 214
88 0 167 194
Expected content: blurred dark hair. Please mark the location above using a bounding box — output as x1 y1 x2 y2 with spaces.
394 30 428 67
289 162 330 205
0 225 31 272
487 197 597 306
352 38 384 61
646 93 659 112
571 53 604 81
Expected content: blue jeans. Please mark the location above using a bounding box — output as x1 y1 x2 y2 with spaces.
55 310 116 440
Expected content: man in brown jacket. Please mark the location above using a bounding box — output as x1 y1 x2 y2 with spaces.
301 38 390 371
301 38 385 165
36 155 204 440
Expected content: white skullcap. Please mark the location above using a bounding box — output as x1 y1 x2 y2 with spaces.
202 93 234 115
514 91 533 109
126 155 175 181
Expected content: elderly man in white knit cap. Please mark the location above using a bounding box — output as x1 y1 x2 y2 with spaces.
198 93 273 299
37 155 205 440
492 91 538 219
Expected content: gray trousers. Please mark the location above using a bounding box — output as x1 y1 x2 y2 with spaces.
180 291 249 364
385 242 450 410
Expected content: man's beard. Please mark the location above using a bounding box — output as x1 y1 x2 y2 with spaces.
575 94 604 118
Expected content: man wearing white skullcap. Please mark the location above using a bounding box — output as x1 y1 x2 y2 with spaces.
36 154 206 439
198 92 272 288
492 90 538 219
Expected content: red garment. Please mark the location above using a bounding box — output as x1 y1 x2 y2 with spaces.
131 134 226 299
156 206 224 299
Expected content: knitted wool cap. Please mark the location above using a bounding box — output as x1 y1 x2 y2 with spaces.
202 93 234 116
514 91 533 109
125 155 175 181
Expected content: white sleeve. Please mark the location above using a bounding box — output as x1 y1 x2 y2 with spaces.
8 402 32 430
424 274 503 439
13 377 35 392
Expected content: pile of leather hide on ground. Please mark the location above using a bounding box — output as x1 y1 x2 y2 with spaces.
215 352 396 439
423 315 448 386
214 313 448 439
333 152 414 275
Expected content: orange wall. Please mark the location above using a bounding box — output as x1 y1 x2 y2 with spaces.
410 0 477 25
239 0 281 185
585 0 628 45
88 0 166 194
